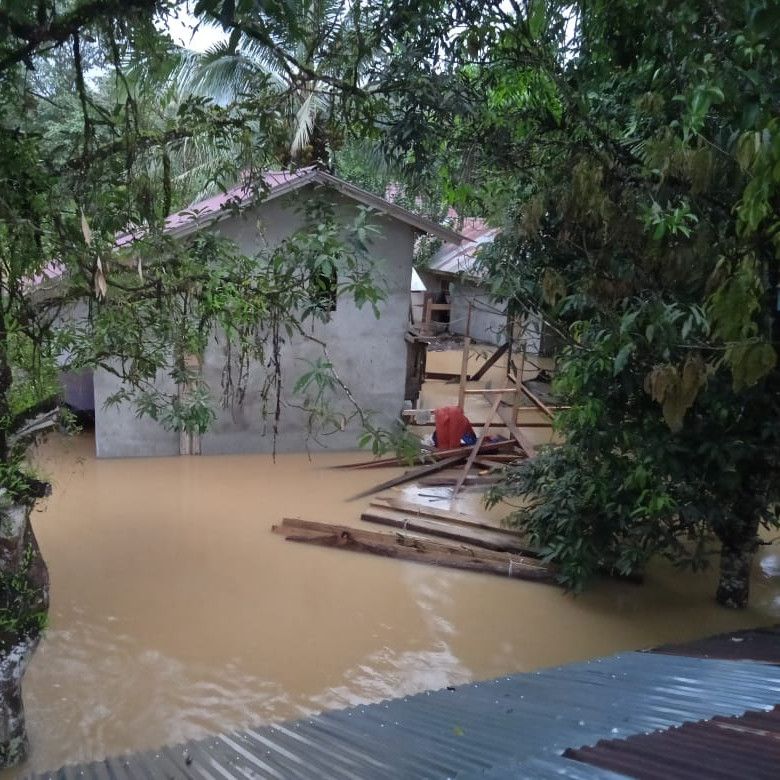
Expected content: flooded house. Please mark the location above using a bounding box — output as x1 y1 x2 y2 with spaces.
417 218 546 355
59 168 464 458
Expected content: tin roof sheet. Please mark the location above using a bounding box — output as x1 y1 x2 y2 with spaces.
26 651 780 779
427 218 499 278
647 624 780 665
123 168 466 246
564 705 780 780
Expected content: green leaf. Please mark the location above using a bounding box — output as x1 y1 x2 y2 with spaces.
613 344 634 376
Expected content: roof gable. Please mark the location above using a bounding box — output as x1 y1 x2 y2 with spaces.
156 167 466 246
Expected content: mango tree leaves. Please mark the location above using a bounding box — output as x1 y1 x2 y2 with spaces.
644 354 707 432
726 341 777 392
541 267 566 306
706 256 762 342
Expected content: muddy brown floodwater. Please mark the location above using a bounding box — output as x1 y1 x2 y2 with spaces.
8 431 780 777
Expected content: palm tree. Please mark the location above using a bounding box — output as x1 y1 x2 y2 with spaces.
176 0 375 167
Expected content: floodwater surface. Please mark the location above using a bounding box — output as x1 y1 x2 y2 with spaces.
10 430 780 776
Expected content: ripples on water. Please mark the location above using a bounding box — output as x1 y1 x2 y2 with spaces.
8 432 780 776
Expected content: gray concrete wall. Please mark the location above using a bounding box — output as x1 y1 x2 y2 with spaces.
93 187 415 457
449 281 508 346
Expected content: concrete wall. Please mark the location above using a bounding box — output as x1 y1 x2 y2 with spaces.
449 281 508 346
93 187 415 457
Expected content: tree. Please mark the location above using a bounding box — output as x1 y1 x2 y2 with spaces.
378 0 780 607
175 0 380 166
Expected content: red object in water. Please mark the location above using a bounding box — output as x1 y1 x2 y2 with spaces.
434 406 476 449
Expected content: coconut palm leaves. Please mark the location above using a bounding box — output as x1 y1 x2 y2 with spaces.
179 0 375 164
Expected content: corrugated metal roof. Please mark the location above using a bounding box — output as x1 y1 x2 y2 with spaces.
427 218 499 278
120 168 466 247
647 625 780 665
26 651 780 779
564 705 780 779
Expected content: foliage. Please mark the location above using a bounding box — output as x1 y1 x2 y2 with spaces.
0 1 406 699
0 538 48 647
428 0 780 605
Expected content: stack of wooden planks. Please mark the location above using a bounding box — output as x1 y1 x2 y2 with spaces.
269 411 559 585
272 516 557 585
335 439 529 501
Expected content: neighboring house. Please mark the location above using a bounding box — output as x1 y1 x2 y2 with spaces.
418 218 544 353
62 168 464 458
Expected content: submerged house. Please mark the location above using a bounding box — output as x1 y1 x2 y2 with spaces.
418 218 545 354
62 168 464 458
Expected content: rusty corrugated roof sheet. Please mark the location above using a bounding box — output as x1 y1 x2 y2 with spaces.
26 651 780 779
564 705 780 779
647 624 780 665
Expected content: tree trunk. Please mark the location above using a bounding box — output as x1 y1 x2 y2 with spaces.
0 635 40 767
715 512 760 609
0 500 49 769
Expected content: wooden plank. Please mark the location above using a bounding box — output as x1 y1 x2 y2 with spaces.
272 518 557 584
424 370 464 381
470 342 509 382
419 474 500 487
331 439 514 470
490 395 539 458
370 496 517 533
457 303 473 409
463 388 516 395
276 517 535 566
473 457 509 470
404 421 552 429
458 337 471 409
519 381 554 419
360 512 537 555
346 455 465 501
453 390 505 496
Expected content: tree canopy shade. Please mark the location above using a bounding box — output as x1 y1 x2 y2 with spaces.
385 0 780 609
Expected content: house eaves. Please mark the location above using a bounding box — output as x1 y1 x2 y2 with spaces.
160 167 467 246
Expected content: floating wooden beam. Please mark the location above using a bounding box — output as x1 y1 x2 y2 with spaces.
360 512 537 555
370 496 512 532
332 439 514 470
346 455 465 501
272 518 557 584
418 474 500 487
404 421 552 429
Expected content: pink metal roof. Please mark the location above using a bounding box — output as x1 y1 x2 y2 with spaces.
35 170 467 289
115 168 316 247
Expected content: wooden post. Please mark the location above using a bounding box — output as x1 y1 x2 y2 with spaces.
513 342 526 425
423 294 433 336
458 302 473 409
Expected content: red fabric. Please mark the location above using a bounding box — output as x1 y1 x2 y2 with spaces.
434 406 475 449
